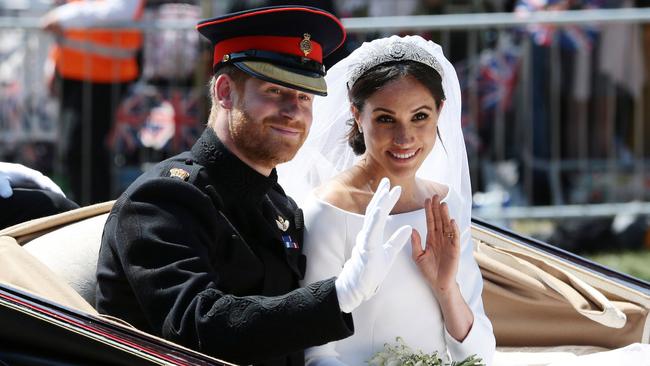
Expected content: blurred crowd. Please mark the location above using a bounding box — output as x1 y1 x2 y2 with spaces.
2 1 650 249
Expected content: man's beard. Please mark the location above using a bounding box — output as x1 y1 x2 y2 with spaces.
228 103 307 169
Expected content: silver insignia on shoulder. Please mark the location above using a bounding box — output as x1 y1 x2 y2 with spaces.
169 168 190 181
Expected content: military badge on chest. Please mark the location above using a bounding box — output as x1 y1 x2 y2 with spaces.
282 234 299 249
276 215 298 249
276 215 290 232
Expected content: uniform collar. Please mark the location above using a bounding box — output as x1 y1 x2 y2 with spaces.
191 128 278 201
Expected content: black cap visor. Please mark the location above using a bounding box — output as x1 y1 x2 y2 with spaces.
234 61 327 96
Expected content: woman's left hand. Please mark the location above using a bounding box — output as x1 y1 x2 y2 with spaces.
410 194 461 295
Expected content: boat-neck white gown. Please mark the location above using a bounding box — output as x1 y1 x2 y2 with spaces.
301 187 495 366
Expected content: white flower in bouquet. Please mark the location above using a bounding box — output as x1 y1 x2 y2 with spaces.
367 337 484 366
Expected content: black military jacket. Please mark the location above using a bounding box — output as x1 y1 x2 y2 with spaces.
96 128 353 365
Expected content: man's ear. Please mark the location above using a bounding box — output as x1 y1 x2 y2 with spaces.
215 74 236 109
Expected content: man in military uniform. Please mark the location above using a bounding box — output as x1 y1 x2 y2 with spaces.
96 6 412 365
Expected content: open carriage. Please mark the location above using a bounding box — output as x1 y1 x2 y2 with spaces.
0 202 648 365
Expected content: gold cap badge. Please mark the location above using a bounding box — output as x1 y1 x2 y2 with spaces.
169 168 190 181
276 216 290 232
299 33 312 57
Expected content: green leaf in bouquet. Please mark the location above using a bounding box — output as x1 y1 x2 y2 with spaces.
367 337 484 366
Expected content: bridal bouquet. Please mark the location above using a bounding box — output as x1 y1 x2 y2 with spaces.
368 337 484 366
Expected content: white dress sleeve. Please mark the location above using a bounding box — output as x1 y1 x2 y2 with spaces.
443 191 496 366
300 197 351 366
50 0 144 29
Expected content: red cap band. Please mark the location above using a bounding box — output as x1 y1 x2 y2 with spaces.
213 35 323 67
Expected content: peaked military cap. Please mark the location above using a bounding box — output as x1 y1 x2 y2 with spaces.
196 6 346 96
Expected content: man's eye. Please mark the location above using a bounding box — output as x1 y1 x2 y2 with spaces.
413 112 429 121
299 94 312 102
268 88 281 94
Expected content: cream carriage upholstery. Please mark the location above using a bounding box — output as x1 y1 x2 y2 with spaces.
1 203 649 365
22 213 109 306
0 202 112 312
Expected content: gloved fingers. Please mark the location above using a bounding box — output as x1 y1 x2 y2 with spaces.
360 205 383 252
0 176 13 198
365 177 390 216
307 356 350 366
368 180 400 236
383 224 412 259
369 184 401 246
33 174 66 197
381 184 401 215
0 163 66 198
5 163 38 184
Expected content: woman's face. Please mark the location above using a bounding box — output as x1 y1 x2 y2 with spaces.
353 75 441 179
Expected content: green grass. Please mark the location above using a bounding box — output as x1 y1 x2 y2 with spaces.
585 250 650 282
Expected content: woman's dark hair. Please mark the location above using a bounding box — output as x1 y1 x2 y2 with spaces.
346 60 445 155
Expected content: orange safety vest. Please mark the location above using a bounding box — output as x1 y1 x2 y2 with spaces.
50 0 144 83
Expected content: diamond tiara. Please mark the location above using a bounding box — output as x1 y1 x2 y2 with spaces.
347 41 444 90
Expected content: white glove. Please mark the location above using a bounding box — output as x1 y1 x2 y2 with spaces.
0 162 66 199
306 355 349 366
335 178 412 313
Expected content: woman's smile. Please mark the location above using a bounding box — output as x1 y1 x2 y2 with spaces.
387 148 420 162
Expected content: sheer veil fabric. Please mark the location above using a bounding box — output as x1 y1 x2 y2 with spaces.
277 35 471 235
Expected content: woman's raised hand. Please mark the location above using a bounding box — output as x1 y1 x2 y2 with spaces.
411 195 461 295
334 178 412 313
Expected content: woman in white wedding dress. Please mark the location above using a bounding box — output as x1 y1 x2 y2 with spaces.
278 35 496 365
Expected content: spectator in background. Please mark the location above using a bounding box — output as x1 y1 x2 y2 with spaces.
514 0 642 206
108 1 204 194
41 0 145 205
514 0 601 204
0 162 79 230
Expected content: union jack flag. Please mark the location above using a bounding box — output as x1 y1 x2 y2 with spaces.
515 0 606 51
478 46 521 112
456 35 522 154
108 85 203 155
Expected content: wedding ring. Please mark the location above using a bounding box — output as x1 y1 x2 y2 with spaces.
445 232 454 238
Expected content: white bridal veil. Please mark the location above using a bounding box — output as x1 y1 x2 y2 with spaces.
277 35 471 232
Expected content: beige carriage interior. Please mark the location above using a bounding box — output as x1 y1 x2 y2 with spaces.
1 203 649 365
